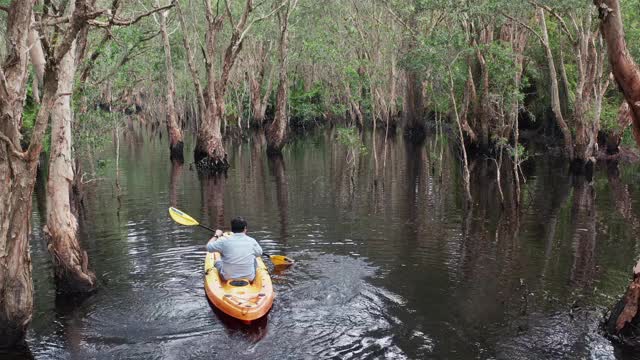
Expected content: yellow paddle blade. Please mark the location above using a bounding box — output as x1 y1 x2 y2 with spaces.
169 207 200 226
269 255 294 266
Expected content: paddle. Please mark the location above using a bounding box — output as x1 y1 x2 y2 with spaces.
168 207 294 266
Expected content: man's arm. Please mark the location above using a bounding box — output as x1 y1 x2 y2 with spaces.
206 230 225 253
252 239 263 257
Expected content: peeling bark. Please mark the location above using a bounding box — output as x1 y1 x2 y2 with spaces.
595 0 640 340
267 0 297 155
538 8 574 159
403 70 425 143
595 0 640 148
0 0 37 348
45 35 96 294
248 42 274 126
179 0 278 171
158 8 184 162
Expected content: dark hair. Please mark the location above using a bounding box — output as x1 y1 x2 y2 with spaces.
231 217 247 233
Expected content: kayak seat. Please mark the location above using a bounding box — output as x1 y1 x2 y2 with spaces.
227 279 250 287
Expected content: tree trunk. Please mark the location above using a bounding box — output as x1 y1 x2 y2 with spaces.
572 14 605 171
28 18 45 84
28 17 44 107
176 1 227 171
0 159 36 349
267 0 295 155
194 99 228 171
389 54 398 120
0 1 37 348
604 101 631 154
538 8 574 158
595 0 640 340
181 0 266 172
44 39 97 294
595 0 640 148
404 70 425 143
460 66 479 145
475 38 490 150
159 8 184 162
249 42 273 126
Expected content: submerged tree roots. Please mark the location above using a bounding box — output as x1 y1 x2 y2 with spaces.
604 269 640 348
195 156 230 173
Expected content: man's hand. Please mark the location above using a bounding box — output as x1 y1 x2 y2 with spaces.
209 229 223 242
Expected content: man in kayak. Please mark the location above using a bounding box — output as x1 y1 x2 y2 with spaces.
206 217 263 281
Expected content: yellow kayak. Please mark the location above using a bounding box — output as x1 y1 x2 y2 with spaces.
204 251 275 323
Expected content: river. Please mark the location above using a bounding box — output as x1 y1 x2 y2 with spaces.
12 126 640 359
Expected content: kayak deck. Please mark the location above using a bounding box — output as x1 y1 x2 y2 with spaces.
204 252 274 322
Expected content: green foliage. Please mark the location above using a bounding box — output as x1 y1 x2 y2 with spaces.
622 0 640 62
494 135 529 163
289 80 325 123
21 72 50 153
599 95 623 132
336 126 367 154
621 127 637 147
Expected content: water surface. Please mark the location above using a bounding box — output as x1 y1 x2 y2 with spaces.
19 127 640 359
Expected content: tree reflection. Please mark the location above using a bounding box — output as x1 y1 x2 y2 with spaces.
268 154 289 243
606 162 638 228
568 176 597 290
455 158 524 324
400 141 427 257
200 173 226 229
169 160 183 207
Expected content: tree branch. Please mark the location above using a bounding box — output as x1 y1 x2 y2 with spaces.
501 12 545 46
39 9 109 26
176 0 205 112
0 68 9 98
224 0 236 29
27 95 55 161
528 0 576 44
237 0 287 47
88 1 175 28
381 0 418 39
0 131 26 160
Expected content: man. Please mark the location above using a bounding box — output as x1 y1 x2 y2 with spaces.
206 217 263 281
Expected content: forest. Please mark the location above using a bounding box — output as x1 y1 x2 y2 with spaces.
3 0 640 357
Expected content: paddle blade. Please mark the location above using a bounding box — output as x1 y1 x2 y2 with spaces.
169 207 200 226
269 255 294 266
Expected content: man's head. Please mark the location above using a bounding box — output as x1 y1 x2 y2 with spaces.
231 217 247 233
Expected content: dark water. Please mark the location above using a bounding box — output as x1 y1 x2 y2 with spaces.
15 126 640 359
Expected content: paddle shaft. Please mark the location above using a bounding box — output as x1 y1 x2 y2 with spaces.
198 223 217 233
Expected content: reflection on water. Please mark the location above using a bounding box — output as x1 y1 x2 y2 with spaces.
11 126 640 359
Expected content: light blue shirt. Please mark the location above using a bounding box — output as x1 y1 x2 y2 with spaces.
207 233 262 280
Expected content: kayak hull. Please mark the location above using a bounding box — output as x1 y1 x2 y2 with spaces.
204 252 274 322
